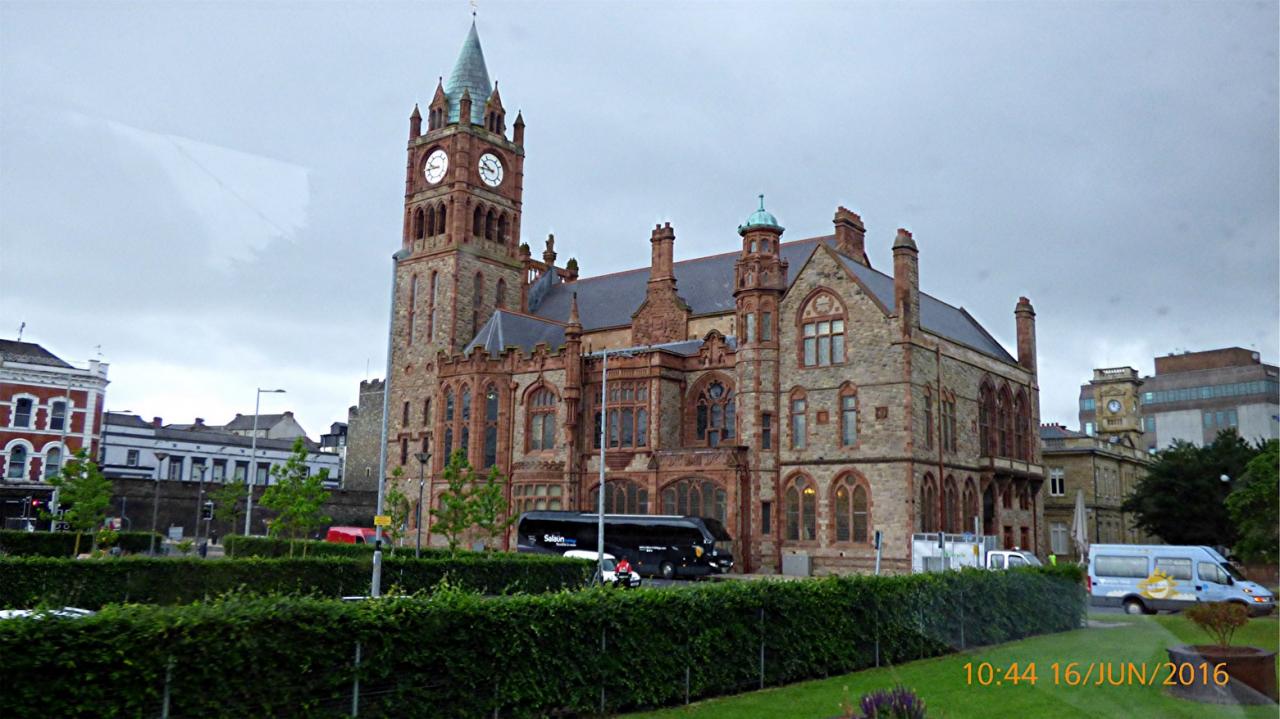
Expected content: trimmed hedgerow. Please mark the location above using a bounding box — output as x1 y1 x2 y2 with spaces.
0 554 592 609
0 566 1084 718
222 534 454 559
0 530 161 557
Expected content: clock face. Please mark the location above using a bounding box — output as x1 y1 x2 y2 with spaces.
423 149 448 184
478 153 504 187
1107 399 1122 413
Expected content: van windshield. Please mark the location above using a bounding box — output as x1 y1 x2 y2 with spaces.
1221 562 1245 581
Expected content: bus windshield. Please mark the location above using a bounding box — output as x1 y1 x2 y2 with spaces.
701 517 732 541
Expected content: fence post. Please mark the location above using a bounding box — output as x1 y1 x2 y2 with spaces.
599 624 606 715
959 586 966 650
161 656 174 719
685 665 690 705
351 641 361 718
758 606 765 690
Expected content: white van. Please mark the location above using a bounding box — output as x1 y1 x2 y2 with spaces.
1087 544 1274 616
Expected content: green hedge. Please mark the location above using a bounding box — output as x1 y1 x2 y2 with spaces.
223 535 453 559
0 554 592 609
0 530 162 557
0 566 1085 718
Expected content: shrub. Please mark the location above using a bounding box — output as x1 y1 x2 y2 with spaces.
1184 601 1250 646
0 553 592 609
856 686 927 719
0 566 1083 718
0 530 160 557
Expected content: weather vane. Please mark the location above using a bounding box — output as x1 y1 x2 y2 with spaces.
470 0 477 17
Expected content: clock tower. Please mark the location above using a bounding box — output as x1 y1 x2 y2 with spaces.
398 20 526 356
1090 367 1143 445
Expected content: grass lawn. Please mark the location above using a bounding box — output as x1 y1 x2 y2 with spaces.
626 613 1279 719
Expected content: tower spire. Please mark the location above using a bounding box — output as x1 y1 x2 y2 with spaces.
445 19 492 125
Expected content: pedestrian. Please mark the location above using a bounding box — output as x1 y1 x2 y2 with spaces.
615 555 632 578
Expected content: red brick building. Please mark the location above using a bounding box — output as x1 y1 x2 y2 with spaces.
0 340 110 526
385 23 1043 574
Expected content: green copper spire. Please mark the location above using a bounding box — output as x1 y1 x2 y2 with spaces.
738 194 784 235
445 20 492 125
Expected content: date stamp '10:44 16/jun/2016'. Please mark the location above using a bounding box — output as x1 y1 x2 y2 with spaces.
963 662 1230 688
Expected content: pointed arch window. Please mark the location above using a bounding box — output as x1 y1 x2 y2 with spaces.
473 204 484 238
784 475 817 541
979 382 995 456
920 474 939 533
460 385 472 460
498 213 509 244
694 379 735 447
590 479 649 514
997 385 1012 457
472 273 483 339
1014 390 1030 460
415 208 426 240
833 475 870 543
528 388 557 451
962 478 979 534
485 208 496 241
943 475 959 533
482 384 499 468
436 203 447 236
443 387 455 459
941 390 957 453
495 278 507 309
661 478 727 522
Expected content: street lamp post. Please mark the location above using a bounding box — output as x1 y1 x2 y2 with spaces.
590 347 635 584
151 451 169 554
415 451 431 559
192 464 209 543
372 248 412 598
243 388 286 535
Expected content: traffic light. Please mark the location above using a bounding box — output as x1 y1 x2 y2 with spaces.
201 501 214 521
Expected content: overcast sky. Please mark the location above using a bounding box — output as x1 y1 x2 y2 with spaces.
2 1 1276 438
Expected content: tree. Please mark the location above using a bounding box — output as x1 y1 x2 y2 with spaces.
1225 439 1278 564
471 465 515 549
44 449 113 556
1122 429 1258 546
383 467 412 553
430 450 474 553
259 438 331 556
210 478 247 537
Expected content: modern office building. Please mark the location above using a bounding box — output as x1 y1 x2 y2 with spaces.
1079 348 1279 451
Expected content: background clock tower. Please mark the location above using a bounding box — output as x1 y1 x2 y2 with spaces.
1090 366 1143 445
398 20 526 356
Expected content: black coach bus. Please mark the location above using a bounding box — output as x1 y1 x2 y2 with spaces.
516 511 734 579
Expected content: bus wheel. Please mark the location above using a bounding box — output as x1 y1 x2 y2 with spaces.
660 562 676 580
1123 598 1146 615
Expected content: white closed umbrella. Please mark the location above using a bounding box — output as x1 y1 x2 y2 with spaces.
1070 489 1089 562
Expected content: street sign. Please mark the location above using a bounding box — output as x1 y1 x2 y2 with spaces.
373 515 391 527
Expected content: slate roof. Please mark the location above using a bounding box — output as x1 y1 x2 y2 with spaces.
445 21 492 125
464 311 567 356
1040 424 1087 440
105 412 150 428
223 414 291 431
526 235 1018 365
0 339 73 368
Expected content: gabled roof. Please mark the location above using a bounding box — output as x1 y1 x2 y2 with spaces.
526 235 1018 365
223 413 292 431
445 21 492 125
833 252 1017 364
0 339 73 368
465 310 567 356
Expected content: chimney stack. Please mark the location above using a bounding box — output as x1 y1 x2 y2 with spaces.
1015 296 1037 372
833 207 868 266
650 222 675 281
892 228 919 339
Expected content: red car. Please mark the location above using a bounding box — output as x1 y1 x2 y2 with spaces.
325 527 379 544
